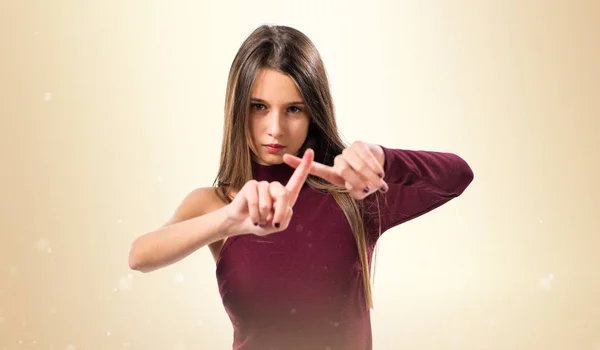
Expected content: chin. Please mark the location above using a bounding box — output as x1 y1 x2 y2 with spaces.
255 153 283 165
266 156 285 163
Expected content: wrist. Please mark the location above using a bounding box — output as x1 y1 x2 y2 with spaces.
368 143 385 168
218 205 244 238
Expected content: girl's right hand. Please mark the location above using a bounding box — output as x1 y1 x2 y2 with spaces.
225 148 314 237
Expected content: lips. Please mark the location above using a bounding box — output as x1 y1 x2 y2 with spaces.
264 144 285 153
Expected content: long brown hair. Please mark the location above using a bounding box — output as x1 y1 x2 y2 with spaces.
212 24 385 309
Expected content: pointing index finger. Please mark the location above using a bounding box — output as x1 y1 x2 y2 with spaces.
283 153 344 187
285 148 314 206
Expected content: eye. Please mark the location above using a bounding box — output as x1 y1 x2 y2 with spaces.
288 106 302 113
251 103 266 111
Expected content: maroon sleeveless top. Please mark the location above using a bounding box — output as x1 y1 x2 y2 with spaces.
215 145 473 350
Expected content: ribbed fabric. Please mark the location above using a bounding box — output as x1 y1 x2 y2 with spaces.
215 146 474 350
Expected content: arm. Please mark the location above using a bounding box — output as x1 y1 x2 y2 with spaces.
375 145 474 233
128 188 239 273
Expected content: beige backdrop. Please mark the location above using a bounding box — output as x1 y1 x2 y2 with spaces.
1 0 599 349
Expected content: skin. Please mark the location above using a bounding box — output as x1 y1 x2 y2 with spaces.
283 141 388 199
245 68 389 231
249 68 311 166
130 72 391 270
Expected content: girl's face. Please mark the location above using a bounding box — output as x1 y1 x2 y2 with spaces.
249 68 311 165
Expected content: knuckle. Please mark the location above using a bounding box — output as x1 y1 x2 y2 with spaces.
270 183 283 193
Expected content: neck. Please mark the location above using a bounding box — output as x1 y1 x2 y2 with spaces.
251 158 295 183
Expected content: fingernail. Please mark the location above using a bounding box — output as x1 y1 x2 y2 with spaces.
259 223 265 228
378 173 383 178
381 184 388 192
363 187 370 193
274 223 280 228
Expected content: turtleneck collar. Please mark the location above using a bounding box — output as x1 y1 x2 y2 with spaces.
251 159 296 184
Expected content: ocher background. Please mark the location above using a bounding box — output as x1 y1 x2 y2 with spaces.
1 0 599 349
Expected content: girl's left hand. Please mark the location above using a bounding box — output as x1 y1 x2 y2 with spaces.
283 141 389 200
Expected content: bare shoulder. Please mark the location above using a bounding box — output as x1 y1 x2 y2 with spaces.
161 187 235 262
161 187 223 227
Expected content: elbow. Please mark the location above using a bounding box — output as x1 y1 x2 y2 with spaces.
128 241 149 273
128 245 141 271
453 156 474 196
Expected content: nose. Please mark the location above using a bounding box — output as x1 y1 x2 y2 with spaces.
267 110 284 137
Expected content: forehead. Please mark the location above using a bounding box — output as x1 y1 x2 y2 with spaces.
251 68 303 102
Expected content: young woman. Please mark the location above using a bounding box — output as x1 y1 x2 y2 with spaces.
129 24 474 350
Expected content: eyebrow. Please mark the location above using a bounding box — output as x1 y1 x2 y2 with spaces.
250 97 305 105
